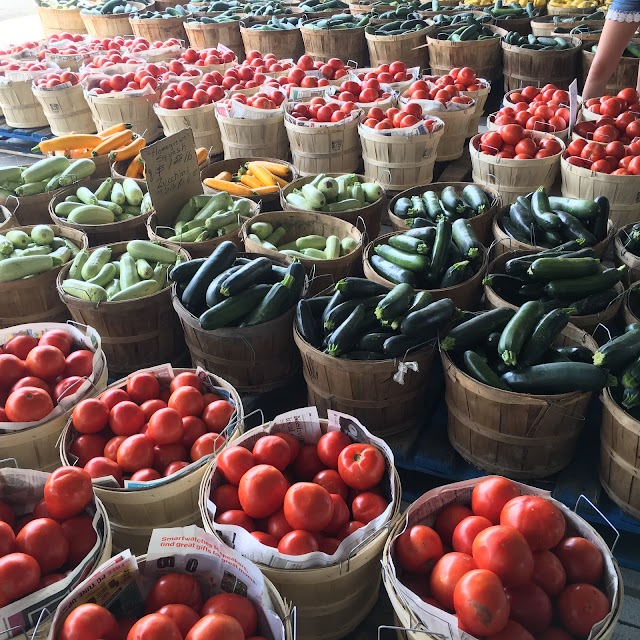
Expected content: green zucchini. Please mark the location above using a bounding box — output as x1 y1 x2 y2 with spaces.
440 260 470 288
553 346 593 364
169 258 206 284
205 265 243 308
544 266 625 299
296 299 323 348
326 303 367 357
357 332 392 353
242 277 293 327
555 210 597 246
547 196 600 220
531 187 561 230
568 289 618 316
498 300 544 366
383 334 425 357
520 309 571 366
501 362 613 394
321 291 346 328
369 255 417 286
528 257 601 280
374 243 429 273
388 234 429 255
440 186 466 214
462 184 491 214
464 350 511 390
199 284 271 330
428 219 453 282
452 218 482 260
400 298 456 339
375 283 414 321
593 329 640 371
335 277 389 299
441 307 515 351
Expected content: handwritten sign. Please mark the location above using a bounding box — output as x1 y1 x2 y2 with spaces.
141 129 202 227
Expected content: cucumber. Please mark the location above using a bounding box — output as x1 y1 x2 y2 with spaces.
199 284 271 330
388 234 429 255
400 298 456 339
464 350 511 390
593 329 640 371
428 218 453 283
369 255 417 286
528 257 601 280
441 307 515 351
383 334 425 357
520 309 571 366
452 218 482 260
335 277 389 299
296 299 323 348
544 266 625 299
375 283 414 321
169 258 206 284
501 362 613 394
374 244 429 273
326 303 367 357
498 300 544 366
181 241 238 314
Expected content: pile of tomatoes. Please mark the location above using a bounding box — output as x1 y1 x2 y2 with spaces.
332 79 391 105
83 50 145 70
584 88 640 118
295 54 349 81
57 573 272 640
430 66 486 93
47 33 87 45
394 476 611 640
178 47 236 68
564 137 640 175
0 466 98 607
362 102 439 131
573 113 640 147
212 430 390 556
400 79 473 110
477 125 563 160
69 371 235 485
350 60 413 86
227 89 285 109
0 61 50 74
125 37 183 54
159 78 225 109
215 65 267 92
33 71 81 89
288 97 359 123
38 37 93 59
0 329 95 423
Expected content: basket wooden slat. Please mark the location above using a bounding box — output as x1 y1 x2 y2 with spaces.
623 280 640 327
155 102 223 154
0 205 15 233
242 20 305 62
363 231 488 310
301 24 368 67
57 241 190 375
32 84 96 137
0 79 48 129
387 182 501 245
49 178 152 247
81 4 148 38
130 14 190 42
0 225 88 328
365 27 431 69
427 25 507 82
85 89 162 141
184 20 245 61
285 115 361 176
461 81 490 138
426 104 475 161
281 173 386 240
495 15 533 34
501 36 581 91
359 122 445 191
443 323 598 478
531 15 605 37
582 48 639 94
36 4 88 36
217 110 289 160
470 133 564 205
614 224 640 285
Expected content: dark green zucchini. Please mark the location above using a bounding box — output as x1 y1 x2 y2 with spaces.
296 299 323 348
464 350 511 390
326 303 368 357
528 257 601 280
321 290 346 327
386 291 435 330
199 284 270 330
219 256 272 297
388 234 429 255
452 218 482 260
441 307 515 351
423 190 444 220
428 218 453 283
405 217 432 228
335 277 389 299
498 300 545 366
547 196 600 220
567 289 619 316
520 309 571 366
593 328 640 371
357 332 393 352
375 243 429 273
376 282 414 321
501 362 614 394
486 331 501 352
531 187 561 230
404 226 436 244
483 273 526 297
544 266 625 299
401 298 456 339
393 197 412 217
369 254 417 286
324 297 378 331
440 185 466 214
592 196 610 241
170 258 206 284
205 265 243 307
462 184 490 214
241 274 295 326
555 210 597 246
383 334 426 357
440 260 470 288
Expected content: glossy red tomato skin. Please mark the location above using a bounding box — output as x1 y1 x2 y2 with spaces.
0 552 41 606
500 496 566 551
472 525 534 587
127 613 182 640
216 509 256 532
554 537 604 584
313 469 349 500
430 552 477 611
337 443 385 490
0 521 16 557
487 620 534 640
351 492 388 524
316 431 352 468
452 515 493 555
506 582 553 634
252 435 291 471
61 515 98 565
145 573 203 612
217 446 255 485
239 464 289 519
210 484 241 513
532 550 567 597
59 603 119 640
453 569 510 637
472 476 521 524
44 466 93 520
283 482 334 532
556 583 610 638
70 433 108 466
157 605 200 638
293 445 326 481
434 504 473 546
395 525 444 574
277 529 319 555
126 372 160 404
201 593 258 637
16 517 69 573
185 614 245 640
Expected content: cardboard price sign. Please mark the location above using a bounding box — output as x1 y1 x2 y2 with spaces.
141 129 202 227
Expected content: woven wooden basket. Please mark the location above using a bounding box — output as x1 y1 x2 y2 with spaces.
57 240 190 375
623 280 640 327
0 78 48 128
531 15 605 36
582 48 639 94
155 102 223 154
242 19 305 62
363 232 488 310
281 173 386 240
216 110 289 160
484 250 624 334
470 133 564 205
359 121 445 191
427 25 507 82
614 224 640 285
130 13 190 41
349 1 392 14
365 26 431 69
0 205 15 233
0 225 88 329
32 83 96 137
80 4 148 38
84 89 162 141
548 3 596 15
301 23 368 67
560 152 640 227
425 104 475 161
461 80 490 138
285 114 361 176
49 178 152 247
502 36 582 91
443 322 598 478
387 182 501 245
184 20 245 61
37 4 88 36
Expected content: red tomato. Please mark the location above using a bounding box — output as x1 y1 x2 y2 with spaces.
338 521 365 540
84 457 123 484
126 372 160 404
557 584 610 638
169 372 203 393
130 469 161 482
337 443 385 490
293 444 326 481
500 496 566 551
141 399 167 422
0 500 14 527
278 530 319 555
154 442 187 471
515 138 538 157
581 142 607 162
218 446 255 485
351 492 388 524
210 484 241 513
532 550 567 597
5 387 53 422
127 613 182 640
61 515 98 565
554 537 604 584
316 431 352 468
506 582 553 634
146 573 203 612
606 140 626 160
0 354 23 391
202 400 234 433
567 138 588 156
104 435 126 462
238 464 289 518
273 433 300 464
117 435 155 473
182 416 207 449
0 521 16 557
58 604 118 640
185 614 244 640
168 386 204 418
472 525 533 588
501 124 525 146
434 504 473 547
16 517 68 573
284 482 333 532
395 525 443 574
190 432 224 461
471 476 521 524
109 401 145 436
628 155 640 175
54 376 84 401
487 620 534 640
11 376 50 397
539 137 562 155
452 515 493 555
591 159 612 173
44 466 93 520
101 388 130 410
252 435 291 471
536 628 574 640
147 408 183 445
480 131 504 154
313 469 348 500
39 330 72 356
73 398 109 434
601 97 625 117
25 345 65 380
430 552 477 611
64 350 94 378
251 531 277 547
266 509 294 541
157 605 200 638
201 593 258 637
322 494 350 536
3 335 38 360
454 569 510 636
